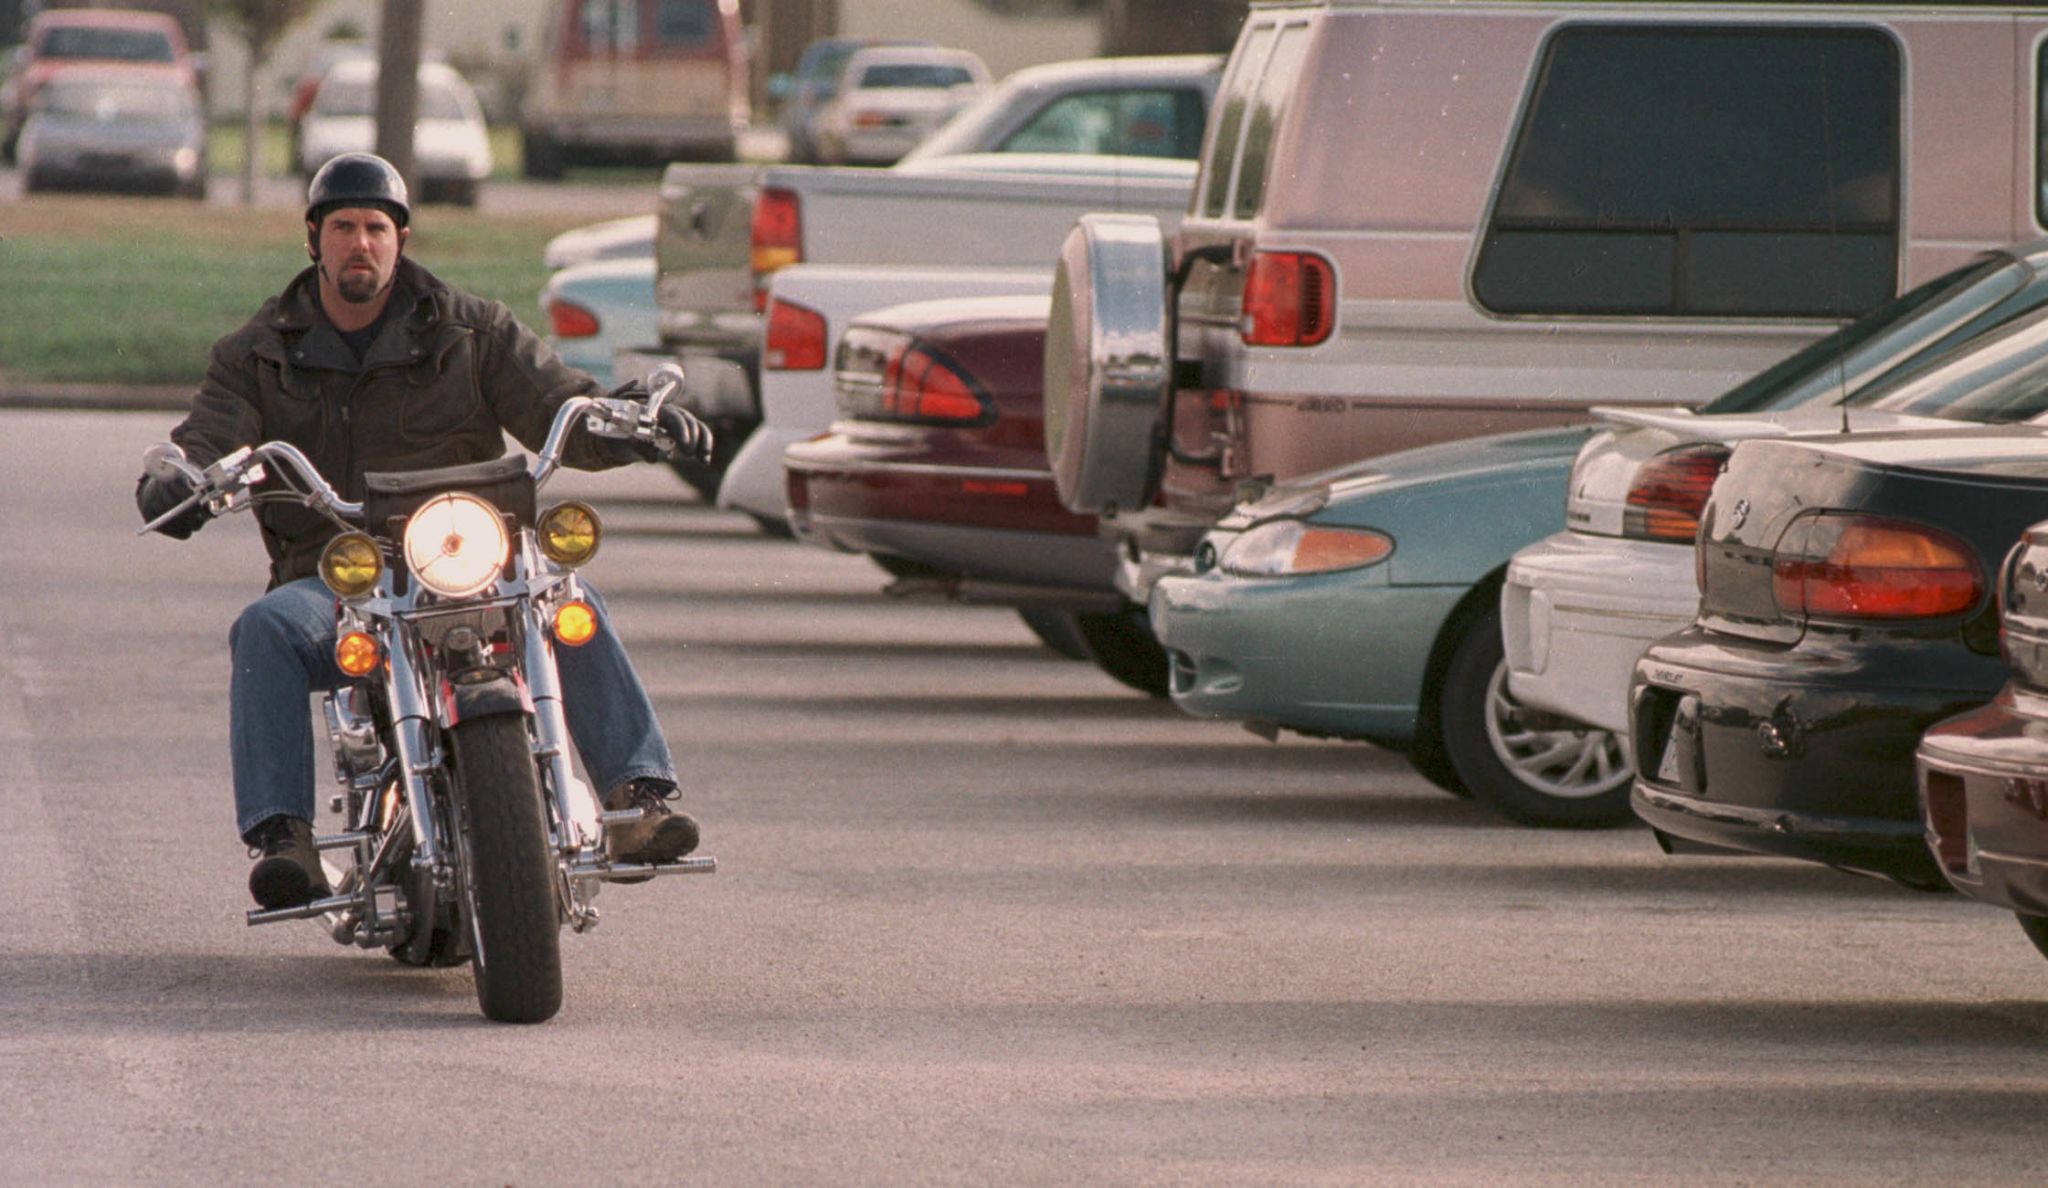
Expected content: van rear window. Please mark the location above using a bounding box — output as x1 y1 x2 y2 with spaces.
1474 25 1900 319
39 27 174 63
655 0 712 47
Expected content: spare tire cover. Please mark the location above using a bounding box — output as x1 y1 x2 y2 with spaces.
1043 213 1171 516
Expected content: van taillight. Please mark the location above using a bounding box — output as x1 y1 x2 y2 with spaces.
1241 251 1335 346
1771 513 1981 621
545 299 600 339
1624 444 1730 543
750 186 802 312
764 297 827 371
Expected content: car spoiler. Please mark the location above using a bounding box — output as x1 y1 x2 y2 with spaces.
1588 404 1796 441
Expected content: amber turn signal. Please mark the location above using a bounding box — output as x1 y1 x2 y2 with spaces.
335 631 382 677
553 599 597 647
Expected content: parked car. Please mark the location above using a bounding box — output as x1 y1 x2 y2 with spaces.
774 35 934 164
297 58 492 205
519 0 747 175
783 294 1159 688
543 214 655 271
1048 1 2048 638
17 68 207 197
809 46 991 166
1504 240 2048 741
1631 389 2048 885
1918 518 2048 962
283 39 374 168
1 6 197 164
541 256 658 387
1152 426 1635 825
901 53 1220 165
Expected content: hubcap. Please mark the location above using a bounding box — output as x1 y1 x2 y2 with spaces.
1481 659 1632 800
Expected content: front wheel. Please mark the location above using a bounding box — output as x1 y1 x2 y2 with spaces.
450 713 563 1023
1437 605 1634 828
1075 603 1170 698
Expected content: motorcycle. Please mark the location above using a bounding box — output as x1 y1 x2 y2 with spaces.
140 363 714 1023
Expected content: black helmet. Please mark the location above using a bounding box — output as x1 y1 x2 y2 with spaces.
305 152 410 229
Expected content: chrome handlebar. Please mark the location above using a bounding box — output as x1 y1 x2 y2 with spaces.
137 362 687 537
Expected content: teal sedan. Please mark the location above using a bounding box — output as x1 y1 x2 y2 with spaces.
1150 426 1632 828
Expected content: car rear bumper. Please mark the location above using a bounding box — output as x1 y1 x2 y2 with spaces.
1503 531 1696 736
1629 627 1997 886
1918 685 2048 915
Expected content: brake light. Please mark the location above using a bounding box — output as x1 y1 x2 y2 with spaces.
764 297 827 370
1770 513 1981 621
852 109 892 128
545 299 600 339
750 187 802 312
834 328 990 426
1241 251 1335 346
1624 444 1730 542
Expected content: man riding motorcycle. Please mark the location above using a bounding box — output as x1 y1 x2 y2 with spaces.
135 152 711 911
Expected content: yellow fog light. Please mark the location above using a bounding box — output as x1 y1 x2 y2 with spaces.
336 631 382 677
320 532 384 598
538 501 602 567
552 599 598 647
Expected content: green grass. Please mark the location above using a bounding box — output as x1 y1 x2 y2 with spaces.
0 196 589 385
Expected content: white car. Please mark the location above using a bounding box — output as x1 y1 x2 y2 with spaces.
542 214 654 271
810 46 991 166
297 58 491 205
1501 240 2048 739
540 255 657 388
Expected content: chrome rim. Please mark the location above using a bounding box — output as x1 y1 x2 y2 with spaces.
1481 659 1632 800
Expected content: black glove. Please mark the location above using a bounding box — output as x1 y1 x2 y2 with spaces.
655 403 715 467
135 472 211 540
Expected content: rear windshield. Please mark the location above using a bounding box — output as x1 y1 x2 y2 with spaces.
1852 303 2048 424
1703 256 2020 414
859 63 974 89
40 80 194 122
39 26 174 63
315 77 470 122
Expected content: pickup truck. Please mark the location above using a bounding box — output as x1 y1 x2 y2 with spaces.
618 152 1200 497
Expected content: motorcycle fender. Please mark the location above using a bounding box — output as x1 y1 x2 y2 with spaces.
439 669 533 728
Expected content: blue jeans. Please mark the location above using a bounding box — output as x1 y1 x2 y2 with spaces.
228 577 675 840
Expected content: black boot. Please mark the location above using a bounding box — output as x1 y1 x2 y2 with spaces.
246 816 331 909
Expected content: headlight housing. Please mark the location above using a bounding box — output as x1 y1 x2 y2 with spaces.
1219 520 1395 577
538 501 602 567
403 492 510 598
319 531 385 598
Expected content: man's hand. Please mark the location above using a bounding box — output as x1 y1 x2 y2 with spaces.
135 472 212 540
654 403 715 467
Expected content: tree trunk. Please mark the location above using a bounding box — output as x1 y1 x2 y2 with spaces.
374 0 423 193
241 40 259 208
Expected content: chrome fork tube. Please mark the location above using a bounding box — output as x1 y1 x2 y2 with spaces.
382 630 445 868
521 599 591 851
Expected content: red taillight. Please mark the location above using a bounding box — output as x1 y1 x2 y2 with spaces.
750 186 802 312
1624 444 1730 542
1241 251 1335 346
764 297 827 371
880 344 986 424
545 299 600 339
851 109 892 128
1771 513 1981 621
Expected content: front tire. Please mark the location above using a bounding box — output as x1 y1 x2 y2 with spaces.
450 713 563 1023
1437 605 1633 827
1075 603 1170 698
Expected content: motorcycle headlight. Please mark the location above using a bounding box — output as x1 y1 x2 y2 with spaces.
319 531 384 598
537 501 602 567
402 492 510 598
1219 519 1395 578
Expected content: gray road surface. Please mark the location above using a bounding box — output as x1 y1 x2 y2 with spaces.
4 410 2047 1184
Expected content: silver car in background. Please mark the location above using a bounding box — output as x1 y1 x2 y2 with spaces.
297 58 492 205
18 67 207 197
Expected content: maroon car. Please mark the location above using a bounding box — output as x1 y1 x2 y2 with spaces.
782 294 1167 694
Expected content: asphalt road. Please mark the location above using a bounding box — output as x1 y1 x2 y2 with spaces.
6 410 2048 1184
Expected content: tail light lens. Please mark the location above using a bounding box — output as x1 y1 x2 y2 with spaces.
1624 444 1730 542
545 299 600 339
834 327 991 427
852 109 892 128
1241 251 1335 346
1771 513 1981 621
764 297 827 371
750 186 802 312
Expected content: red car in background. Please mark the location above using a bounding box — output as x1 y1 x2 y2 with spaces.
782 294 1169 694
2 7 198 163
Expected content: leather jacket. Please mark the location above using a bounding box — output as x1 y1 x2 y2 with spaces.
154 257 621 587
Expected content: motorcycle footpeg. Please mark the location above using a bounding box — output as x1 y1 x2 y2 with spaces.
567 854 716 884
245 889 360 927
